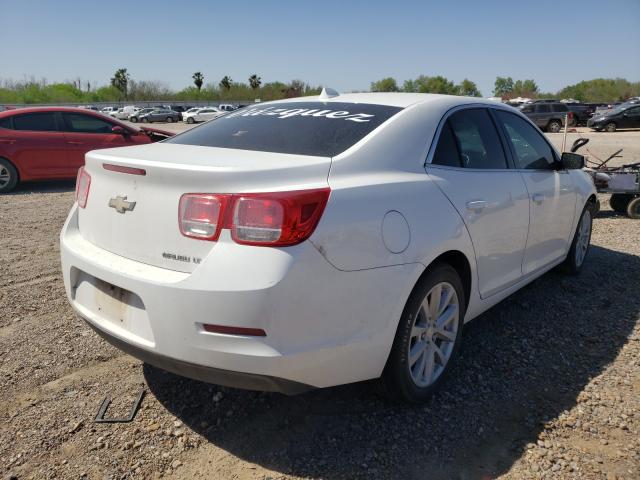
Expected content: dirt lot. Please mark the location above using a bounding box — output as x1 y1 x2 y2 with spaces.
1 130 639 479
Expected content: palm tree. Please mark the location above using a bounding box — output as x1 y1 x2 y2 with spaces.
219 76 232 91
192 72 204 91
110 68 130 98
249 74 262 90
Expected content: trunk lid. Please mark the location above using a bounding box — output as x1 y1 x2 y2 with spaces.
79 143 331 273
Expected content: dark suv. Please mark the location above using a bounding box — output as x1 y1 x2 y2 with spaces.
518 102 573 132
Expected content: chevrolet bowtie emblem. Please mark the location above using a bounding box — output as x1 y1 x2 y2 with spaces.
108 195 136 214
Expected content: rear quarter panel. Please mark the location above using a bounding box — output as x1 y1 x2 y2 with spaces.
310 99 478 318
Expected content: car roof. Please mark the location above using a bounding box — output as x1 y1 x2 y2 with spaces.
264 92 502 109
0 106 120 118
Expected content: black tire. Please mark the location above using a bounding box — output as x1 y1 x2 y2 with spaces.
142 117 149 123
626 197 640 219
561 203 594 274
604 122 617 132
130 117 138 123
547 120 562 133
381 263 466 403
187 117 194 124
610 193 633 213
166 117 173 123
0 158 19 193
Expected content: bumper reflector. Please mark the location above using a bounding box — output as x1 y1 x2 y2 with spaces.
202 323 266 337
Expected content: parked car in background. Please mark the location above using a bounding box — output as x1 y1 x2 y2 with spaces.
181 107 202 121
218 104 236 112
169 105 187 113
112 106 139 120
519 102 573 132
139 109 181 123
59 93 595 402
129 108 156 123
566 104 595 126
0 107 173 192
100 107 119 115
183 107 226 123
587 104 640 132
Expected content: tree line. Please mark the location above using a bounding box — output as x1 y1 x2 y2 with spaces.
1 68 638 104
0 69 322 104
371 75 640 102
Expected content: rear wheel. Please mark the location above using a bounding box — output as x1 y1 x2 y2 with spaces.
130 117 138 123
382 263 465 403
547 120 562 133
604 122 617 132
0 158 19 193
142 117 149 123
610 193 633 213
562 204 593 274
166 117 173 123
627 197 640 219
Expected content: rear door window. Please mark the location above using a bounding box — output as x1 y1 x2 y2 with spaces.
12 112 58 132
166 101 403 157
535 104 551 113
447 109 508 169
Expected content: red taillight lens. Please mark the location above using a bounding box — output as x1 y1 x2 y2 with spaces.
231 189 330 246
178 188 330 246
232 197 284 244
75 166 91 208
179 194 228 240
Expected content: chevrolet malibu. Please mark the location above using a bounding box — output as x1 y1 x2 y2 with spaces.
60 92 596 402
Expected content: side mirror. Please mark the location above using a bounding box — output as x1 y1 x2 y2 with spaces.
560 152 585 170
112 125 129 135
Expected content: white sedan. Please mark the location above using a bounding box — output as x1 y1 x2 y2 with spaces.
60 92 596 402
183 107 226 123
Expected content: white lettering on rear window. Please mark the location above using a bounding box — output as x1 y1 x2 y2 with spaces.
225 106 375 122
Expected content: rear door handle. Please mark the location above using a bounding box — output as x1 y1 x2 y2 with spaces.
466 200 488 212
532 193 545 204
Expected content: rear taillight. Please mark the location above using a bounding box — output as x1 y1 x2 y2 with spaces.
179 194 228 240
178 188 330 247
75 167 91 208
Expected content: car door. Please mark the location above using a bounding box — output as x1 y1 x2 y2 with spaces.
61 112 138 171
492 109 577 274
426 107 530 298
6 111 69 177
621 106 640 128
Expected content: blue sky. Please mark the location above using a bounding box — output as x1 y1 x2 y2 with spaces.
1 0 639 96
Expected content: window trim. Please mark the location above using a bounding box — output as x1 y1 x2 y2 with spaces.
489 108 563 172
425 104 515 171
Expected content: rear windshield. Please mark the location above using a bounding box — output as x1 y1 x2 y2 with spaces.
165 101 403 157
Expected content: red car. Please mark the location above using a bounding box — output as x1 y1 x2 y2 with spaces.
0 107 173 192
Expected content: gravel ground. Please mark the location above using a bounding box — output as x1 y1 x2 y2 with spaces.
1 137 639 479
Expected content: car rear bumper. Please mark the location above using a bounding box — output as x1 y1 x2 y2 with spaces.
60 205 419 391
85 318 313 394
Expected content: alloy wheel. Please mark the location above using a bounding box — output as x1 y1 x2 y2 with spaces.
407 282 459 388
575 209 591 267
0 164 11 188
